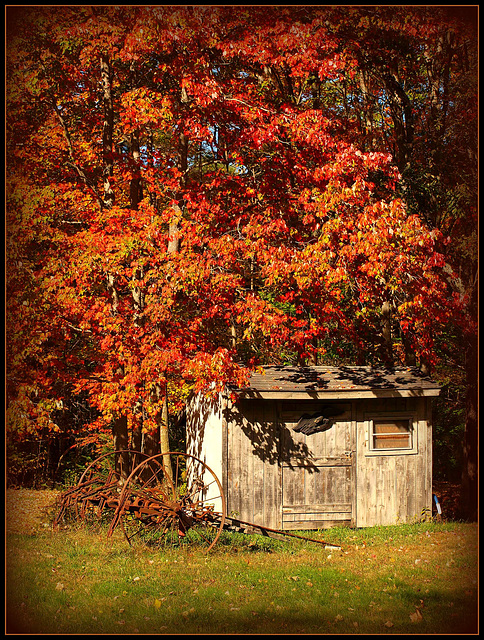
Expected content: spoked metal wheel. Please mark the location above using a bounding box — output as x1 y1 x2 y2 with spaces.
53 450 150 529
107 452 226 552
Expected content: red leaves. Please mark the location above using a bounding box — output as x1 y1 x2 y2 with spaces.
7 5 470 445
182 349 249 395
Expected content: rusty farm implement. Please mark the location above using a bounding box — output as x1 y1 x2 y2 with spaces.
53 450 340 551
53 451 226 551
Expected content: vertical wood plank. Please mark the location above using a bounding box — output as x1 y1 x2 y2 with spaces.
265 402 280 529
395 455 407 523
252 402 265 526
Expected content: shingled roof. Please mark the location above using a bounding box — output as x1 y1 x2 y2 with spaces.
236 366 441 399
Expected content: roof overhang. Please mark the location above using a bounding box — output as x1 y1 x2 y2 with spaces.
232 366 442 401
238 388 441 400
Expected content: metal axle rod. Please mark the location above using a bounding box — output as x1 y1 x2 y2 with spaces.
223 515 341 549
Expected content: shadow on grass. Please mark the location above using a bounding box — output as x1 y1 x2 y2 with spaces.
6 600 478 636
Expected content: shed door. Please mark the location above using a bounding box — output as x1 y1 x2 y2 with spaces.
279 402 354 530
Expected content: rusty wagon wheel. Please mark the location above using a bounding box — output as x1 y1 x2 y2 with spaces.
53 450 150 529
107 452 226 552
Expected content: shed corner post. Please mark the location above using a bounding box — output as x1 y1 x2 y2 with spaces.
425 396 434 519
350 399 358 528
221 388 230 520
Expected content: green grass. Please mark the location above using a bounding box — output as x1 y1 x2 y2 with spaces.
7 521 478 634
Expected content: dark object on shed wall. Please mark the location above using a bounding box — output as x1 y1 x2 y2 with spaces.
293 405 345 435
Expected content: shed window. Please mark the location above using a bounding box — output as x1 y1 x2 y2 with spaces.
371 418 412 450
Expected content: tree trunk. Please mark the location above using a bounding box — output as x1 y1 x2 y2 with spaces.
132 418 142 455
150 380 173 482
129 128 143 210
167 206 182 253
112 414 130 480
381 300 393 366
151 88 189 476
460 341 477 520
100 54 115 210
166 89 189 253
383 71 414 172
401 327 417 366
100 54 129 472
160 382 172 477
460 278 478 521
143 423 160 458
358 70 375 150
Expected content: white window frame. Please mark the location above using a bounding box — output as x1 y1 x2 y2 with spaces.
365 412 418 456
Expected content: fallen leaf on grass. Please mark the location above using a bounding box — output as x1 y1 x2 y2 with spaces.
384 620 394 628
410 608 423 623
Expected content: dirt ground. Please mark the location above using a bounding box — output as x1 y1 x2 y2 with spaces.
6 489 61 535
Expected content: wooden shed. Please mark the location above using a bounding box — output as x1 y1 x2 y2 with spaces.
186 366 441 530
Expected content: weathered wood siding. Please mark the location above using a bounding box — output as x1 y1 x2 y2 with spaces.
225 399 281 529
355 397 432 526
224 399 356 530
278 401 354 530
186 391 434 530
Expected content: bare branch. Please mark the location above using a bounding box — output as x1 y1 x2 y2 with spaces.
50 97 103 209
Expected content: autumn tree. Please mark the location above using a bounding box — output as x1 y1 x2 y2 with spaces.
6 6 475 505
311 5 478 517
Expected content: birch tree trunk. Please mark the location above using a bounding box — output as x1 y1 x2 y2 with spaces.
100 54 115 210
101 53 130 475
157 379 173 482
151 86 189 477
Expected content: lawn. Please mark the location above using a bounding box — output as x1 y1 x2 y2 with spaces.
6 500 478 635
